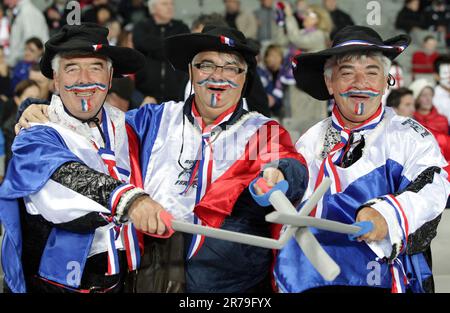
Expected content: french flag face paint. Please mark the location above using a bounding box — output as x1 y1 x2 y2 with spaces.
81 99 91 112
197 78 239 90
64 82 107 94
339 87 380 116
64 83 108 112
197 79 239 108
210 93 221 107
354 102 364 115
339 87 380 98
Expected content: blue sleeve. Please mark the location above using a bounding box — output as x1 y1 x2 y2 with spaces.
125 103 165 178
278 158 308 203
0 125 82 199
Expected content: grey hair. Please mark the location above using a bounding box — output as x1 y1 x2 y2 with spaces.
323 51 392 79
191 51 248 72
51 53 113 73
148 0 160 13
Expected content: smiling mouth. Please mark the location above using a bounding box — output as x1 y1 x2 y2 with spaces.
74 89 96 97
349 94 370 101
207 86 227 92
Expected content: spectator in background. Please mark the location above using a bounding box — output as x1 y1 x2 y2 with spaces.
322 0 354 39
386 87 415 118
292 0 310 29
190 13 228 34
433 55 450 127
257 44 288 118
0 4 10 56
276 2 333 133
106 19 122 46
395 0 427 33
277 3 332 53
107 77 135 112
133 0 190 103
45 0 68 36
410 78 450 164
82 0 115 25
0 46 11 102
117 25 134 49
412 35 439 81
11 37 43 92
223 0 258 40
424 0 450 46
28 63 51 101
118 0 149 26
4 0 49 67
2 79 40 168
253 0 277 44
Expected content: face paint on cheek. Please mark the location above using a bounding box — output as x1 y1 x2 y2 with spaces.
354 102 364 115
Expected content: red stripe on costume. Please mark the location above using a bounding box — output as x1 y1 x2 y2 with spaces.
194 120 307 229
111 185 134 215
310 160 325 217
193 120 307 292
123 224 133 271
390 266 398 293
389 195 409 245
126 123 145 253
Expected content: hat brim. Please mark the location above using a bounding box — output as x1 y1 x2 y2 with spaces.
294 35 410 100
40 45 146 79
164 33 258 73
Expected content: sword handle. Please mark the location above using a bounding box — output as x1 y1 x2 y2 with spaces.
347 221 374 241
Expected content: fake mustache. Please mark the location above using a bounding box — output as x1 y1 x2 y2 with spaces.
339 87 380 98
64 83 107 93
197 79 239 90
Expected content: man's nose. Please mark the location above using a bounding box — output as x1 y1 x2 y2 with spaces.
78 68 91 84
209 66 226 80
352 71 367 88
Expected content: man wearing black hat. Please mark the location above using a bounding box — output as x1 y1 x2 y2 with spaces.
126 26 308 293
16 25 309 293
275 25 450 293
0 23 171 293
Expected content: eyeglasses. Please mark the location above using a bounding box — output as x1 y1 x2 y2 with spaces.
193 62 246 77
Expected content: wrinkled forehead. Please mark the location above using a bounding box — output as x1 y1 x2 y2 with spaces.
192 50 246 66
333 53 384 68
60 55 109 65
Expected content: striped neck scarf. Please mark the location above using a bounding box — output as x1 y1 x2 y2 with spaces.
310 104 385 217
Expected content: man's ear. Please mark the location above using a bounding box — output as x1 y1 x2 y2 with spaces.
324 75 334 96
433 72 440 82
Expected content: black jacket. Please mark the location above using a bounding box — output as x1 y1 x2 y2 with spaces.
395 7 427 33
133 16 190 102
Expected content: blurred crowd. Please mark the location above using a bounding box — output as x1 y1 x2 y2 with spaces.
0 0 449 184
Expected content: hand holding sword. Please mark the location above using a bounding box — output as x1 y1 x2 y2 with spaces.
134 174 376 282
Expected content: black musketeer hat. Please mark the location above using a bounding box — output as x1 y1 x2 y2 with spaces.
40 23 145 79
293 25 411 100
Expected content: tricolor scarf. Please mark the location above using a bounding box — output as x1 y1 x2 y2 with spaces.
92 109 141 275
310 104 385 205
184 101 237 259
